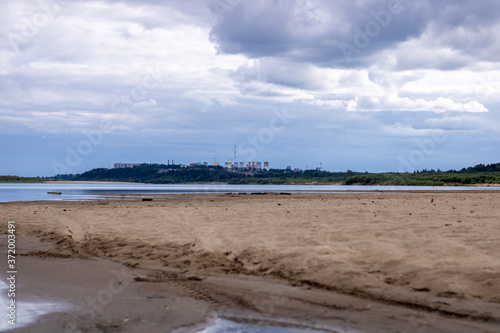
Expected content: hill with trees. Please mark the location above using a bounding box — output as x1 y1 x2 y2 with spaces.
48 163 500 186
66 164 355 184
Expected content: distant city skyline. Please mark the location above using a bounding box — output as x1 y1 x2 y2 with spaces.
1 1 499 177
114 160 273 171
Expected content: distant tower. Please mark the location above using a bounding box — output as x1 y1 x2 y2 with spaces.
234 145 237 164
320 162 322 171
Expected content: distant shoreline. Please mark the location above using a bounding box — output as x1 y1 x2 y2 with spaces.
43 181 500 187
43 180 145 185
1 180 500 186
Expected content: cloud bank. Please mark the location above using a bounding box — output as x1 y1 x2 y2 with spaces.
0 0 499 175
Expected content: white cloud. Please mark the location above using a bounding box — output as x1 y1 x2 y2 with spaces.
379 123 443 138
133 99 157 109
304 99 345 109
346 92 488 113
0 0 253 132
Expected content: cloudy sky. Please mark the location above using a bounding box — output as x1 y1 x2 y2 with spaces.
1 0 499 176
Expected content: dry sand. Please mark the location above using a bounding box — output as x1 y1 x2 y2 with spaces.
1 191 500 332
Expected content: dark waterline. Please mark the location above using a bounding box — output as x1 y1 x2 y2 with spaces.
1 183 499 203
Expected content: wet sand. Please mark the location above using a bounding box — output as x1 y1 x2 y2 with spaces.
1 192 500 332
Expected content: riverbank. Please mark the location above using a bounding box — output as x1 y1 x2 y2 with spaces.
44 180 145 184
1 177 500 186
1 192 499 332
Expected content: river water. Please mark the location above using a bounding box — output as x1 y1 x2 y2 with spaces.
1 183 498 202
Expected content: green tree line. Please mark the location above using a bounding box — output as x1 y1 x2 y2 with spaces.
55 162 500 186
0 176 45 183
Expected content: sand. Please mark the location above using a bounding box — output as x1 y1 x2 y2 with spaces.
1 191 500 332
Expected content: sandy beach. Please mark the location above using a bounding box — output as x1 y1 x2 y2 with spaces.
1 191 500 332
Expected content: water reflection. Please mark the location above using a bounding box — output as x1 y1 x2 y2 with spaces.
198 317 346 333
0 279 69 331
1 183 499 203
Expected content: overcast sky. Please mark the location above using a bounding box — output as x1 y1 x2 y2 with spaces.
1 0 499 176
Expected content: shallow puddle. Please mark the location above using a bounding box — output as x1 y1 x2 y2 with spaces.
1 279 353 332
198 317 349 333
0 279 69 331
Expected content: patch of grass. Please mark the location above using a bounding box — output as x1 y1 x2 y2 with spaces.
0 176 47 183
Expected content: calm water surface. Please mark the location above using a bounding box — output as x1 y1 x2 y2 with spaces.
0 183 499 202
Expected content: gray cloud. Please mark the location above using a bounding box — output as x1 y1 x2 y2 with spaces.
232 58 324 91
210 0 500 69
210 0 427 67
